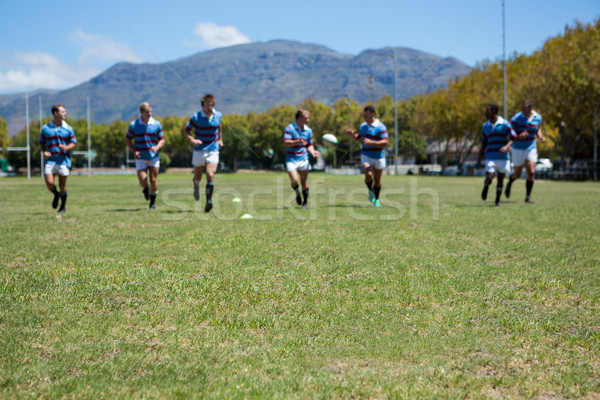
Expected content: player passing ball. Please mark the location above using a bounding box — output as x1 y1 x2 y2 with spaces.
283 109 320 208
346 105 389 207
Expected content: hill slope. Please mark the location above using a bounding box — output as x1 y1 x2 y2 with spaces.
1 40 471 135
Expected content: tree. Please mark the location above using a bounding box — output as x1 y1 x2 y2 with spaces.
221 114 251 171
247 105 296 168
0 117 9 156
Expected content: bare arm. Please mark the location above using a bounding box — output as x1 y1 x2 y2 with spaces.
125 136 140 159
307 144 320 158
537 128 545 143
217 123 223 148
362 137 388 149
284 138 307 147
150 137 166 153
185 127 202 147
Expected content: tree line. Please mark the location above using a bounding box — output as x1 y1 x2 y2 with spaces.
3 18 598 171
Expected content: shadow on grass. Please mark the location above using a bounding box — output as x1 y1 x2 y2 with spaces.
327 204 372 208
455 202 515 208
106 208 148 212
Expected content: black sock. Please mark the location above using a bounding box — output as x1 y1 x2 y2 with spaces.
365 180 373 191
526 180 534 197
149 193 156 206
496 186 503 203
373 186 381 200
302 188 309 205
60 192 68 208
51 186 60 208
206 182 214 202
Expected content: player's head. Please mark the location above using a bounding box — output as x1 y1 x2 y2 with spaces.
201 94 215 109
139 102 152 121
295 109 310 126
363 105 376 123
521 99 534 114
51 104 66 120
485 104 499 119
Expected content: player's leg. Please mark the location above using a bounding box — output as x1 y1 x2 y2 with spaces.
506 149 525 199
148 166 159 210
137 168 150 200
524 159 536 203
372 167 383 207
506 165 521 199
135 158 150 200
299 169 309 207
363 162 375 203
482 169 494 201
287 167 302 205
44 161 60 209
44 170 60 210
495 172 505 206
57 173 68 214
204 162 218 212
192 151 206 201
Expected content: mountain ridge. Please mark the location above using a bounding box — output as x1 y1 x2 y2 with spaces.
0 40 472 136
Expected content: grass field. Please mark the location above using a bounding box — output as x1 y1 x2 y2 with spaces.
1 172 599 399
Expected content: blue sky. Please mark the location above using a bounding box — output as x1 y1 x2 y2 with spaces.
0 0 598 94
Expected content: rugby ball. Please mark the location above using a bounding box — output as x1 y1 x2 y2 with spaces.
322 133 338 145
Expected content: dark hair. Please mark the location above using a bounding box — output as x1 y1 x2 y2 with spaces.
295 109 309 121
522 99 534 107
51 104 65 115
487 104 499 114
363 105 376 115
201 94 215 107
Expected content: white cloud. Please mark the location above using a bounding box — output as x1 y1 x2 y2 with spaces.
0 31 142 93
188 22 250 49
68 29 142 64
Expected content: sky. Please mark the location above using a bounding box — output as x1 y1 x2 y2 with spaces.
0 0 598 95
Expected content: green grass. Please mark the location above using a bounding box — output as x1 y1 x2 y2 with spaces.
1 172 599 399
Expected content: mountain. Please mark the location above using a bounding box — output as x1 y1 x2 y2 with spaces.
0 40 472 136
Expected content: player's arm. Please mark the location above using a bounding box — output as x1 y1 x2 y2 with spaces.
184 125 202 146
40 140 51 159
345 129 361 142
153 136 166 152
125 135 141 159
363 136 388 149
478 135 487 163
283 130 306 147
536 127 546 143
499 125 514 154
284 138 306 147
59 142 77 151
217 123 223 148
307 144 320 158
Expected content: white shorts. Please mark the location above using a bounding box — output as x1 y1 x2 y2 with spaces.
286 158 311 172
485 159 510 174
135 156 160 171
361 154 386 170
44 160 70 176
511 148 537 167
192 150 219 167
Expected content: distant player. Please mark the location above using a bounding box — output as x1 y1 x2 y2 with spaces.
283 109 320 208
40 104 77 214
346 105 388 207
185 94 223 212
478 104 514 206
505 100 546 203
126 102 165 210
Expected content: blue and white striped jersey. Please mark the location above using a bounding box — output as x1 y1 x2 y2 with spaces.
126 117 164 160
